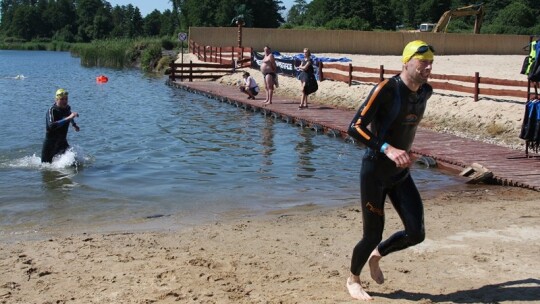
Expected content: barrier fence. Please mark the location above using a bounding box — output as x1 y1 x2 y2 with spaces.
189 40 252 68
168 62 236 82
319 62 530 101
176 40 529 102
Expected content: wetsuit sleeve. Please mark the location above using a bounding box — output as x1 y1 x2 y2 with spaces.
46 106 70 131
347 79 391 151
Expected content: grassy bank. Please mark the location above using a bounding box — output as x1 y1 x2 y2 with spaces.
1 37 178 72
0 39 71 51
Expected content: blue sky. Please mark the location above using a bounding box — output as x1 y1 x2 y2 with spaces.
107 0 299 17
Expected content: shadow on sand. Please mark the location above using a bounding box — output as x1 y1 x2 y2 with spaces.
371 278 540 303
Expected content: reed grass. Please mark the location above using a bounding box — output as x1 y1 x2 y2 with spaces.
0 40 71 51
1 37 177 71
70 38 175 71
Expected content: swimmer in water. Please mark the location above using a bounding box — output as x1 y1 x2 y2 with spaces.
41 88 80 163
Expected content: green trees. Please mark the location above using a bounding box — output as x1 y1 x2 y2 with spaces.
483 0 537 34
175 0 284 29
0 0 287 42
0 0 178 42
283 0 540 34
2 0 539 42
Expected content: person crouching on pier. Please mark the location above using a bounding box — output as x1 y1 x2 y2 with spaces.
239 72 259 100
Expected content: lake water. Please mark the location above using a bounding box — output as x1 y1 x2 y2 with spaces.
0 50 468 241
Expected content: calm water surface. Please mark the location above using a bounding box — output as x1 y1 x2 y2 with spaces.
0 50 467 241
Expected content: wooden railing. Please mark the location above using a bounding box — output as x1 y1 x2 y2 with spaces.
189 40 252 68
318 62 529 102
168 61 235 82
183 40 530 101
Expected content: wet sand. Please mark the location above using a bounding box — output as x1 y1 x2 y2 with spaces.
1 186 539 303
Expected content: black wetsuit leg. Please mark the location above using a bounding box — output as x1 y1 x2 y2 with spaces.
350 156 386 276
41 139 69 163
378 174 425 256
350 155 425 276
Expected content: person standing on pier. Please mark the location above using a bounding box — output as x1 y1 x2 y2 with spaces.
260 45 277 105
297 47 317 109
345 40 435 300
41 88 80 163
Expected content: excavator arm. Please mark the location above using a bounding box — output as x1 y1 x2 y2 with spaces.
433 4 485 34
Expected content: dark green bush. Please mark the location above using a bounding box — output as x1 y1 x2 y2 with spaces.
161 38 175 50
141 42 163 71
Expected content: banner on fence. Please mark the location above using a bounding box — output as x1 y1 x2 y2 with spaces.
251 51 320 80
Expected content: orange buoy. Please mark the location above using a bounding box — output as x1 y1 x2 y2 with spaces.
96 75 108 83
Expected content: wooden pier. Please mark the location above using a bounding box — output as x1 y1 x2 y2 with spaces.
167 80 540 191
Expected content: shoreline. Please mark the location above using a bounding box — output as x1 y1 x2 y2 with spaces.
1 186 539 303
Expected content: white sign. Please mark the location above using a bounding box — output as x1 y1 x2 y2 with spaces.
178 32 188 42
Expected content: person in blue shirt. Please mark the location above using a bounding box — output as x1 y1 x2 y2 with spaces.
41 89 80 163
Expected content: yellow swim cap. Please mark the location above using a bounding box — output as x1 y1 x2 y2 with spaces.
56 88 68 97
402 40 435 63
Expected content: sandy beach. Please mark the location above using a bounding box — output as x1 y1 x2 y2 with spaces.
1 186 539 303
1 54 539 303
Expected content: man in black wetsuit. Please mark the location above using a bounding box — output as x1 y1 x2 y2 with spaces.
41 88 80 163
345 40 435 300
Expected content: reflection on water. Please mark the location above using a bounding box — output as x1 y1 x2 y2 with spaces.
41 169 76 192
261 120 275 169
295 129 316 178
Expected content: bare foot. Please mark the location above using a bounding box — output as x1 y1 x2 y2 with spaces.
346 276 373 300
368 249 384 284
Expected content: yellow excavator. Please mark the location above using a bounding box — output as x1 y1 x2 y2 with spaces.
432 3 485 34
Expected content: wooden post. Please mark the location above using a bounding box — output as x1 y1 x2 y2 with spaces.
318 61 324 81
379 65 385 82
348 63 352 86
169 62 175 81
237 20 244 48
189 60 193 82
240 47 245 66
474 72 479 101
236 19 245 62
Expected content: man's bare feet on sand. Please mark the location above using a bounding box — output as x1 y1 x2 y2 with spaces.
368 248 384 284
346 276 373 300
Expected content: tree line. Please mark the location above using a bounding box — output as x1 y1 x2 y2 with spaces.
0 0 180 42
0 0 286 43
1 0 539 43
285 0 540 34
